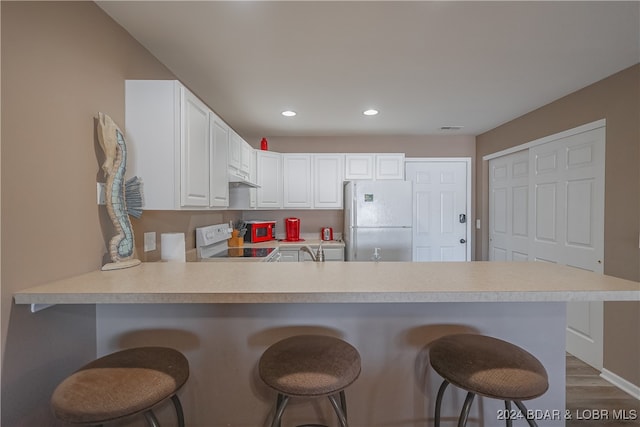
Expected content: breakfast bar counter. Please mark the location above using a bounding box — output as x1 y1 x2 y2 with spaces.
13 262 639 427
13 261 639 305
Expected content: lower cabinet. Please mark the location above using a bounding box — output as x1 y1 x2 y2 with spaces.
279 246 345 262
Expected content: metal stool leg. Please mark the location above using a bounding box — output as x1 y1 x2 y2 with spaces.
328 393 348 427
143 410 160 427
514 401 538 427
339 390 348 420
457 392 475 427
271 394 290 427
171 394 185 427
505 400 513 427
434 380 450 427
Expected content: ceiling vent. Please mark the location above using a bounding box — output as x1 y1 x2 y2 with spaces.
440 126 464 131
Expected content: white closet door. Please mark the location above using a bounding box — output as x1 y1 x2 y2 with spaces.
488 124 605 370
530 127 605 370
489 150 530 262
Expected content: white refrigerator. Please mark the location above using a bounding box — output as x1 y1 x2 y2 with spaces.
344 180 413 261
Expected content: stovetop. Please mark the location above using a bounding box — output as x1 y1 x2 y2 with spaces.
206 247 277 259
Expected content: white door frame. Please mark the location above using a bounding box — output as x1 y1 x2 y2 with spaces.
405 158 472 261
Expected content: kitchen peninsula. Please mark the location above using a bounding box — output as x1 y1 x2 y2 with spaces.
14 262 639 427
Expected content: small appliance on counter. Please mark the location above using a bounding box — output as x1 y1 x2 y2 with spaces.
283 217 303 241
244 220 276 243
321 227 334 241
195 223 279 261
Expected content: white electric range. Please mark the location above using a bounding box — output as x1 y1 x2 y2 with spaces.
195 223 280 262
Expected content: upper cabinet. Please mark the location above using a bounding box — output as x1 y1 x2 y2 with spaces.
283 154 313 208
345 153 405 180
125 80 228 210
209 112 230 207
313 154 344 208
280 154 344 209
228 130 256 184
256 150 283 208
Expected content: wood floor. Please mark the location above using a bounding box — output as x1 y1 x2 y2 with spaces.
566 354 639 426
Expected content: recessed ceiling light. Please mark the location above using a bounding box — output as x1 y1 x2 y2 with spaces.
281 110 297 117
363 109 379 116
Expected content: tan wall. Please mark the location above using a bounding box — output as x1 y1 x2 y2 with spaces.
1 2 175 424
475 64 640 387
251 134 476 158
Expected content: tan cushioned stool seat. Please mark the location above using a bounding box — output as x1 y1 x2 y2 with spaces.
51 347 189 424
429 334 548 400
259 335 361 398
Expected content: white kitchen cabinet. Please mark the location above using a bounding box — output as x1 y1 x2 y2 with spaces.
229 131 255 180
278 250 299 262
279 246 344 262
344 153 405 180
314 154 344 208
300 247 344 262
126 80 228 210
209 112 229 207
180 89 211 207
228 130 243 172
283 154 313 208
256 151 282 208
281 153 344 209
240 141 253 175
344 154 374 180
375 154 405 179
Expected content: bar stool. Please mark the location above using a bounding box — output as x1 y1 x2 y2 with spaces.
51 346 189 426
428 334 548 427
258 335 361 427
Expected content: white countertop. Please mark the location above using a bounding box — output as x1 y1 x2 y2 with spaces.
13 261 639 305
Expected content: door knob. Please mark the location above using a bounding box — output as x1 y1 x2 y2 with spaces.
460 239 466 244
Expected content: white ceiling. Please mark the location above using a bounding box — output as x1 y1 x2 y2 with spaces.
97 1 639 138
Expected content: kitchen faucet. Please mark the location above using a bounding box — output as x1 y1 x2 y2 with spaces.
301 242 325 262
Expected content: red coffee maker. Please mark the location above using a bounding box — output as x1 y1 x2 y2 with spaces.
285 217 301 241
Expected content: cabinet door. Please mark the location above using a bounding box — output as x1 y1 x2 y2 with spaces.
375 154 405 179
283 154 312 208
279 250 299 262
240 141 253 176
345 154 374 180
209 113 229 207
256 151 282 208
180 88 210 207
314 154 344 208
228 130 242 171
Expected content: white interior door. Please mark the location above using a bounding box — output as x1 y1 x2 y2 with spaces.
489 150 530 262
405 160 470 262
530 127 605 370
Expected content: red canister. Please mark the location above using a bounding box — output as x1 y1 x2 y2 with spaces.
260 137 268 150
321 227 333 241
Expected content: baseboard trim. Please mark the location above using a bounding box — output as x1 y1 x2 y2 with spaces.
601 368 640 400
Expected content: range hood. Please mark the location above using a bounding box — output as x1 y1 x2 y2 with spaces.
228 170 260 188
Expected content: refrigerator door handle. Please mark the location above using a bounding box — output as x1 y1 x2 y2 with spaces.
351 184 357 228
352 229 357 260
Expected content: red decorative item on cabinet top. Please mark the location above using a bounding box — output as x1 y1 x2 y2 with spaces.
260 138 268 150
